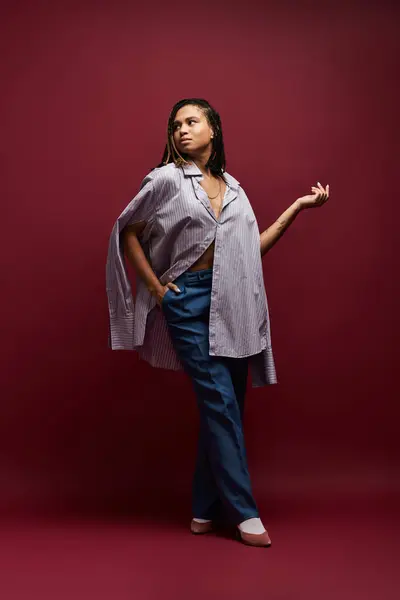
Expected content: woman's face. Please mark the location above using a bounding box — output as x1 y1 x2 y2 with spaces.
172 105 214 157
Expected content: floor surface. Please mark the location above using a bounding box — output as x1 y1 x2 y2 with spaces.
0 507 398 600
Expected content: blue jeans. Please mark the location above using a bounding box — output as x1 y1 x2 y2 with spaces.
161 267 259 525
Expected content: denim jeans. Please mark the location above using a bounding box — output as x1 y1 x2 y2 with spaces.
161 267 259 525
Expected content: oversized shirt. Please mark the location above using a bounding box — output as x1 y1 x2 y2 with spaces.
106 161 277 387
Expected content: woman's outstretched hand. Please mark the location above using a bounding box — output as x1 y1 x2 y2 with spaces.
296 182 329 209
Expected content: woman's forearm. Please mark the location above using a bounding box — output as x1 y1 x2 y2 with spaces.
123 231 163 294
260 200 302 257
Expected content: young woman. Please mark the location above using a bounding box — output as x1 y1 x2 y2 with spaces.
106 98 329 548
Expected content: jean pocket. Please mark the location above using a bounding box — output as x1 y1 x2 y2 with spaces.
161 284 185 307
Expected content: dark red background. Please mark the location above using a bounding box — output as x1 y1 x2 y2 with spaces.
1 0 398 522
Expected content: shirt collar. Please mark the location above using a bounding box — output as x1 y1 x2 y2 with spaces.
181 161 240 191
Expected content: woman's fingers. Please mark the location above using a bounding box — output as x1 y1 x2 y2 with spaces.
311 188 321 202
317 182 326 198
167 282 181 293
307 182 329 207
317 183 329 203
311 188 323 203
319 182 329 199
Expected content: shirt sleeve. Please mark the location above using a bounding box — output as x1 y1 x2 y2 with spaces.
105 171 158 323
122 173 158 227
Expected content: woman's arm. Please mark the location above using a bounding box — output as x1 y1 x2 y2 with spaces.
260 182 329 257
260 201 302 257
123 223 163 294
122 223 181 305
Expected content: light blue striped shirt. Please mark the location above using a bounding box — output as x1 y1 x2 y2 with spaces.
106 161 277 387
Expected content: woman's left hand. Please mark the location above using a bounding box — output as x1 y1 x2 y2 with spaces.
296 182 329 209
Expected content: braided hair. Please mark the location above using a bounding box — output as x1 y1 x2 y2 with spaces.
153 98 226 178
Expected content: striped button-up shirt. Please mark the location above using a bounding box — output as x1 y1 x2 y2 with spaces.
106 161 277 387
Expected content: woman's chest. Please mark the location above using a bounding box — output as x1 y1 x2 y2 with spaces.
198 178 227 221
155 177 249 232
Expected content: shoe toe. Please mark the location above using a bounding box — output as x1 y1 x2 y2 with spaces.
190 519 213 534
236 528 272 547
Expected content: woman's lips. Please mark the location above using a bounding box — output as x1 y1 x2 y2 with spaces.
181 138 191 143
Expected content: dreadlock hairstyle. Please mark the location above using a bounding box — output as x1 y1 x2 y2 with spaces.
153 98 227 179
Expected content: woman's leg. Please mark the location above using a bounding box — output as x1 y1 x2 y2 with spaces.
191 417 220 520
191 355 249 521
161 269 259 526
226 356 249 423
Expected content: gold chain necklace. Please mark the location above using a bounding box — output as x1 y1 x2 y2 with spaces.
207 178 221 200
193 159 221 199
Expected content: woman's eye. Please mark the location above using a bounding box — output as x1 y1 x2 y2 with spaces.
173 119 196 131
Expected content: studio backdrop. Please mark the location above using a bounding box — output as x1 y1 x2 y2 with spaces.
1 0 398 517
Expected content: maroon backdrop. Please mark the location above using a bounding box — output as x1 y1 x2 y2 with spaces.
1 0 398 518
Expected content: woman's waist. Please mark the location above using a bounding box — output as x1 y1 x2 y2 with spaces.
176 267 213 284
